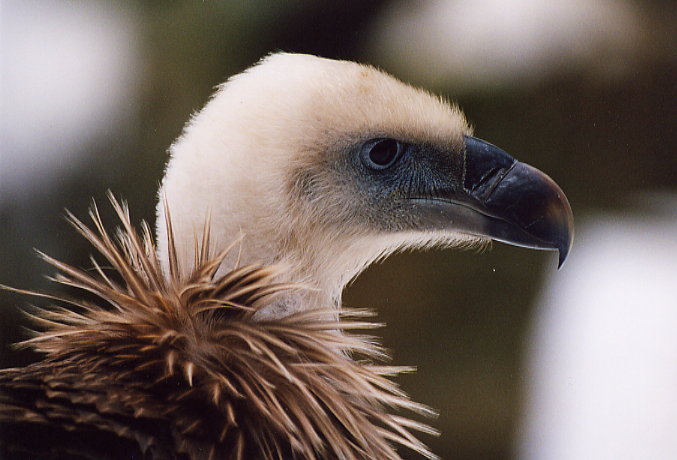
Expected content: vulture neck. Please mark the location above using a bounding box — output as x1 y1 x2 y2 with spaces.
239 230 395 320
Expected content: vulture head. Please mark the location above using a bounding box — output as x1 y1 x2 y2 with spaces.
158 53 573 318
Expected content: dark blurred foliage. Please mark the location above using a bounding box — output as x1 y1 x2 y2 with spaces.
1 2 675 459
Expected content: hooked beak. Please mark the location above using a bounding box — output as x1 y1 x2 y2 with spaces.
411 136 574 267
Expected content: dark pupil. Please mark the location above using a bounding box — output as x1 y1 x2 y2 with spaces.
369 139 399 166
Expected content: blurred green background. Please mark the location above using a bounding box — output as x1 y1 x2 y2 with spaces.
1 1 675 459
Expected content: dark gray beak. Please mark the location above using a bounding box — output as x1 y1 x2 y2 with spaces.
463 136 574 267
412 136 574 267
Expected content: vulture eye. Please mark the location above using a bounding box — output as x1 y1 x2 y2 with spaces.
362 138 402 170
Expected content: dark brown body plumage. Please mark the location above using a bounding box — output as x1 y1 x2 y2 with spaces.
0 197 436 460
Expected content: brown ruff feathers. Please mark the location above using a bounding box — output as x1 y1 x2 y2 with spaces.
0 194 438 460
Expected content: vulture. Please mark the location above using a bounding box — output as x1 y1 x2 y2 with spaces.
0 53 573 460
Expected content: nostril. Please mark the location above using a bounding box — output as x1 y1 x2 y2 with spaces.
466 162 517 201
463 136 515 197
471 167 502 192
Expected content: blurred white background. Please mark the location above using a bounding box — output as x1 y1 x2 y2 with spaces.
520 197 677 459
